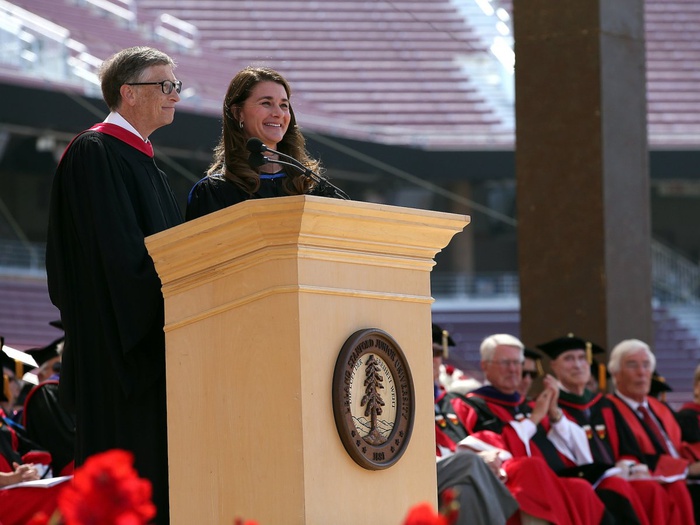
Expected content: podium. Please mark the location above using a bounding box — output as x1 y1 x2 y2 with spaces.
145 195 469 525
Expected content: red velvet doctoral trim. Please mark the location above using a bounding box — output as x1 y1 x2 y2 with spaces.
647 397 682 451
89 123 154 157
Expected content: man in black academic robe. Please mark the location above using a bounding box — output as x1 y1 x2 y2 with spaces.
46 47 183 524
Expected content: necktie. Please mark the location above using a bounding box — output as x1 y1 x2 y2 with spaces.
591 432 614 465
638 405 669 454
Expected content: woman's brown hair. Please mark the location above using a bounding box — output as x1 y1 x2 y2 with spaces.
208 66 321 195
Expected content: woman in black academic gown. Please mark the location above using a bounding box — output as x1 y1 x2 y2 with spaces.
186 67 336 220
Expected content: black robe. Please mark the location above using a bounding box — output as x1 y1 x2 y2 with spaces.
558 390 645 464
46 129 183 524
22 380 75 475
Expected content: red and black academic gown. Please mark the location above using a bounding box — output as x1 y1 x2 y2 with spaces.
608 393 695 525
22 380 75 476
0 409 67 525
434 390 520 525
46 124 183 525
677 402 700 461
450 386 609 525
558 390 671 525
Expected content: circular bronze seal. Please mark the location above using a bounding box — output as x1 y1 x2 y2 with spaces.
332 328 415 470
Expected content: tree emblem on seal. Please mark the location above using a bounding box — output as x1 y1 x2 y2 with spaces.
361 354 387 445
332 328 415 470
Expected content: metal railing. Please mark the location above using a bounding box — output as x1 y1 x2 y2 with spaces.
432 241 700 304
0 239 698 303
0 239 45 277
651 240 700 304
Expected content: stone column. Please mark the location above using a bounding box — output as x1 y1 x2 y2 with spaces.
513 0 652 360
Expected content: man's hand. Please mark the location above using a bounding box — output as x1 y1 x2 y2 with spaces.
477 450 507 481
0 462 39 487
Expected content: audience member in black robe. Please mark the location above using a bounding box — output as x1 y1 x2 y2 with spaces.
0 340 36 423
678 364 700 448
25 334 63 383
21 334 74 476
676 363 700 524
23 381 74 476
516 347 542 402
538 334 671 525
0 403 66 525
46 46 184 525
186 66 343 221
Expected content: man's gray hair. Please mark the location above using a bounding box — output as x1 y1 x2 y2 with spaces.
480 333 524 362
608 338 656 375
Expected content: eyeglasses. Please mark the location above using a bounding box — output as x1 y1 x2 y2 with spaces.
489 359 523 368
522 370 538 379
622 360 652 371
125 80 182 95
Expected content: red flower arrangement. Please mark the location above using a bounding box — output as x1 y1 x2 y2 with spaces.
30 449 155 525
29 450 458 525
402 488 460 525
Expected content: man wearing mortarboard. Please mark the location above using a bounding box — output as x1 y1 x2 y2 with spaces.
432 323 482 396
21 329 75 477
0 338 68 524
539 334 672 525
516 348 543 402
447 333 614 525
0 338 37 421
24 335 63 384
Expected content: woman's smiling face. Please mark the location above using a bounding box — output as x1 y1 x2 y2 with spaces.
238 80 291 148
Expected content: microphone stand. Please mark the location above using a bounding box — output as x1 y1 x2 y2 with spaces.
250 153 350 200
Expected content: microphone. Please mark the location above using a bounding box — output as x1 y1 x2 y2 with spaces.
248 152 267 169
245 137 350 200
246 137 267 154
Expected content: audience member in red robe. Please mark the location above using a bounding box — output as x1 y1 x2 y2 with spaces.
0 406 67 525
607 338 698 525
447 333 613 525
539 334 675 525
432 324 518 525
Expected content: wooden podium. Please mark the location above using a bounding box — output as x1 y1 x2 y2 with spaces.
145 195 469 525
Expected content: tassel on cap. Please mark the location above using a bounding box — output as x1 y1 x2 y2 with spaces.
432 323 455 359
598 363 607 391
536 334 605 362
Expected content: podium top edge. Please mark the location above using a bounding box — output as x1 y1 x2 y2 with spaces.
146 195 470 246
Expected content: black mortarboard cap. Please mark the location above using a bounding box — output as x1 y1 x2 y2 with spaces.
1 341 37 377
524 347 544 376
536 334 605 363
432 323 455 359
650 371 672 397
1 338 37 401
524 348 542 360
24 336 64 367
49 319 64 331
